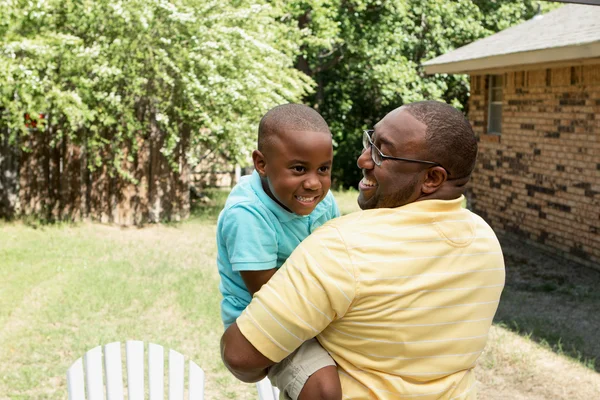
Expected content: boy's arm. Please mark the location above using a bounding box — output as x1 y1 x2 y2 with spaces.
240 269 278 295
222 205 278 279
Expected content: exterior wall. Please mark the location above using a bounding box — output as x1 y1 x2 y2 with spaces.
469 64 600 269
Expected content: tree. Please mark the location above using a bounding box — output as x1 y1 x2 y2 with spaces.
0 0 312 178
1 0 563 219
287 0 561 188
0 0 313 221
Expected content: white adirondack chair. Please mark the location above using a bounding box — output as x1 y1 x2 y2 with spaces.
66 341 205 400
256 377 280 400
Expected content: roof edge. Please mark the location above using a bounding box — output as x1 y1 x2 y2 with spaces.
423 41 600 75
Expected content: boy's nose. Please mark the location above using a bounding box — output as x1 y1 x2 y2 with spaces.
303 175 322 190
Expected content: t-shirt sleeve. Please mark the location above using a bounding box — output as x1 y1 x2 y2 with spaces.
236 225 356 362
221 205 278 272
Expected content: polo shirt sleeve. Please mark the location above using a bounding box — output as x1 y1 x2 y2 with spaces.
221 204 278 272
236 225 356 362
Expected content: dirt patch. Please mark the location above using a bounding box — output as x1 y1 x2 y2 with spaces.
474 233 600 399
477 326 600 400
494 233 600 371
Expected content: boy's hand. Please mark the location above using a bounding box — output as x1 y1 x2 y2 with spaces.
240 268 278 295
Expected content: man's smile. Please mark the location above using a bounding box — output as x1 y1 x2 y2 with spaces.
359 176 378 190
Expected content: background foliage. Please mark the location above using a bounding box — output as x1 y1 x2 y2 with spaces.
0 0 561 188
0 0 311 179
291 0 560 187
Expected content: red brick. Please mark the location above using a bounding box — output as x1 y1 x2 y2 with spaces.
469 68 600 267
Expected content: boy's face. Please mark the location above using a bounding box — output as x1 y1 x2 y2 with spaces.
253 130 333 216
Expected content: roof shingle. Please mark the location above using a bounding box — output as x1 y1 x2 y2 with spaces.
423 5 600 71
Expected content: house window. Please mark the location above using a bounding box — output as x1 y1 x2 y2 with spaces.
487 74 503 135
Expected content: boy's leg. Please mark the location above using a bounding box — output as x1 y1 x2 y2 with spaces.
297 364 341 400
267 338 341 400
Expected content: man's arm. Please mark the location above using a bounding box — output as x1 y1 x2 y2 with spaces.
220 322 276 382
240 269 278 295
227 225 356 371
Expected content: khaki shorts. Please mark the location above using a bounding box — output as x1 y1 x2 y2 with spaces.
267 338 336 400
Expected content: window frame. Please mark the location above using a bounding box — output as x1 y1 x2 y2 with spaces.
487 74 503 135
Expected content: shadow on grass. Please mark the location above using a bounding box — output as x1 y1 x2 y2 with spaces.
495 234 600 372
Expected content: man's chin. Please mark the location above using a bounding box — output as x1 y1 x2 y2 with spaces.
357 193 377 210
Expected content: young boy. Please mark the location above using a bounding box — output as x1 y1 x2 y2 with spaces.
217 104 342 400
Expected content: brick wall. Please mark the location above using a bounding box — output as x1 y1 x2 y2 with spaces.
469 64 600 269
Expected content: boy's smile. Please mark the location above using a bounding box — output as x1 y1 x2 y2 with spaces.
254 129 333 216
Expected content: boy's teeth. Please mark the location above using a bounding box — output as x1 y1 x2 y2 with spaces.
296 196 315 202
362 177 377 187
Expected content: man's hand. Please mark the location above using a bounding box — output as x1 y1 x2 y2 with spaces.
220 322 276 382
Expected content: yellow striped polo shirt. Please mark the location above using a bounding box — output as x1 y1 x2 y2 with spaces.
237 196 505 399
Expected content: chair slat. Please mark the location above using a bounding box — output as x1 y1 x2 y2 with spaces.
126 341 145 400
256 377 280 400
148 343 165 400
84 346 104 400
188 360 205 400
68 341 205 400
67 357 85 400
256 377 270 400
104 342 124 400
168 349 185 400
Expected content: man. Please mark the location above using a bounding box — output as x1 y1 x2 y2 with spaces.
221 101 505 399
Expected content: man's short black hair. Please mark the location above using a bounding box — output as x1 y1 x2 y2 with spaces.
258 104 330 152
403 101 478 179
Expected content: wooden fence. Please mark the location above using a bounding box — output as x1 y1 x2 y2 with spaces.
1 128 190 225
0 129 19 218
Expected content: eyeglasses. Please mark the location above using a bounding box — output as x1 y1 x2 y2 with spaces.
362 130 448 173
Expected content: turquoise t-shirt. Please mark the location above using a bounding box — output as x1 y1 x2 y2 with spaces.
216 170 340 329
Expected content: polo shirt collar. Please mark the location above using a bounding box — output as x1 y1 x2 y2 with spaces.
400 195 466 212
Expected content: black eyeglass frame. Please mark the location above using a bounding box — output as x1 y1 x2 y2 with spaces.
362 130 449 175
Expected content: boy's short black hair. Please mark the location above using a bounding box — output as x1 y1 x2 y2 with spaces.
258 104 330 152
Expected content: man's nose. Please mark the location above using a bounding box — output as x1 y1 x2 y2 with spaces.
357 147 374 169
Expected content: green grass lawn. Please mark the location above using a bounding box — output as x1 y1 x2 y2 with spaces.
1 193 232 399
0 189 360 399
2 188 599 399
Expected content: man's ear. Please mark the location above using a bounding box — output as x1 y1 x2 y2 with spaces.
421 166 447 195
252 150 267 177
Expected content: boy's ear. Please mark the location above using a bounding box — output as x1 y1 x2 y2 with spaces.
252 150 267 177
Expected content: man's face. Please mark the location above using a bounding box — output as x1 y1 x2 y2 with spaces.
357 108 429 210
259 130 333 215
